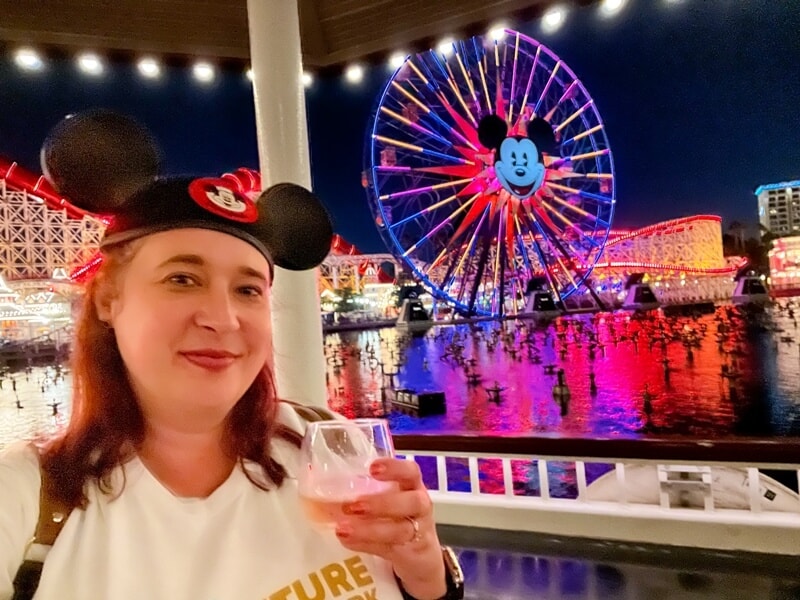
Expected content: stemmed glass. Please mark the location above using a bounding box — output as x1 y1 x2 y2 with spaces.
298 418 395 526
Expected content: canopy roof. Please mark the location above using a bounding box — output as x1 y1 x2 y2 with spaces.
0 0 565 67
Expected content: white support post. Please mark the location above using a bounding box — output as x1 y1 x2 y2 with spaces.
748 467 762 513
246 0 327 407
538 459 550 500
615 462 627 505
502 458 514 497
576 460 588 501
437 454 448 492
468 456 480 494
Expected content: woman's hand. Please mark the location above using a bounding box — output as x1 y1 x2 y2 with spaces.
335 457 447 600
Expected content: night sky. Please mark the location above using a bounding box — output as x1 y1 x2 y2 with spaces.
0 1 798 253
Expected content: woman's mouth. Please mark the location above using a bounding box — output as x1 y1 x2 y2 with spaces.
180 350 239 371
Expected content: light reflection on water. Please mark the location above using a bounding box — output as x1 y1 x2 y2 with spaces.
2 303 800 452
326 304 800 439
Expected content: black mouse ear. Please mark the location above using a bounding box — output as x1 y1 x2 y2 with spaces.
527 117 558 158
478 114 508 151
256 183 334 271
40 110 160 214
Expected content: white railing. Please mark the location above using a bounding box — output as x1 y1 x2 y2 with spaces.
396 444 800 555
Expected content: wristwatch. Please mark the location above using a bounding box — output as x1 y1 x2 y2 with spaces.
398 546 465 600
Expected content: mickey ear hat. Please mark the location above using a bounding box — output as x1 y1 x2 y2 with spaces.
41 110 333 272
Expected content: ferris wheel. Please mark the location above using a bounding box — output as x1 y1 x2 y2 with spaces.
364 29 616 317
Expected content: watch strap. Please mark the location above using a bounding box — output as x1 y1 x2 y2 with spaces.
397 546 465 600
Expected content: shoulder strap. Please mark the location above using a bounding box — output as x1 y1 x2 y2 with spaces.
33 464 71 547
284 400 338 423
12 461 72 600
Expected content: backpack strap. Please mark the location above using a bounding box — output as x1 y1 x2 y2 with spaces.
32 466 71 547
13 461 71 600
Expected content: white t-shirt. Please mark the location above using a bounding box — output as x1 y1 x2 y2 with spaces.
0 404 406 600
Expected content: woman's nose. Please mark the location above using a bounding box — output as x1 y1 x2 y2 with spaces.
194 289 239 332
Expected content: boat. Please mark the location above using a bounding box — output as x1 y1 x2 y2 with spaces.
621 273 660 311
520 276 563 321
585 464 800 512
732 275 770 306
396 298 434 333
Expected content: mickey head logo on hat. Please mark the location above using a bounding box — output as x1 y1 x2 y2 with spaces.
188 178 258 223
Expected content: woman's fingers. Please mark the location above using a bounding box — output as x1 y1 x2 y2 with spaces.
343 487 431 520
336 515 432 550
369 457 424 491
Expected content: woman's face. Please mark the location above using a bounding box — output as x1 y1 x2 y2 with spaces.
99 228 273 431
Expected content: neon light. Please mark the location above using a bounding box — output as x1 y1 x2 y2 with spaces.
592 260 742 275
606 215 723 245
379 178 473 201
373 135 473 165
378 107 452 147
754 180 800 195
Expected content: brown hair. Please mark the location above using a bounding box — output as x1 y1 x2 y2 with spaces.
40 244 301 510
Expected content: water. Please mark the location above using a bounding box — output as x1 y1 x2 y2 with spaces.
2 302 800 450
327 302 800 439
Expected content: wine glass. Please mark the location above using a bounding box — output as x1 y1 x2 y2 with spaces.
298 418 395 526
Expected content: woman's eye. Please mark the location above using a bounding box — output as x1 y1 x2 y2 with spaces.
167 274 198 286
238 285 264 297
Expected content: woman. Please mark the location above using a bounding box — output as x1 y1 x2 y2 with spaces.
0 112 463 600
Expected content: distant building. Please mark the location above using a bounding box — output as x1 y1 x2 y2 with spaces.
756 180 800 236
768 236 800 297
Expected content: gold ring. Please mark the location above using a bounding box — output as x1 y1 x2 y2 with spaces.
405 516 422 544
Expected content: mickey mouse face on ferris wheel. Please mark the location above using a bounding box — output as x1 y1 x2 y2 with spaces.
478 114 558 201
40 110 333 272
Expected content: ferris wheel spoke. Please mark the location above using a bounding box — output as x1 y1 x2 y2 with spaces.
374 135 474 165
446 207 490 300
562 172 614 181
561 124 604 147
566 149 611 164
530 202 589 259
390 81 477 150
533 61 561 117
477 57 492 113
466 228 495 314
532 219 581 292
378 178 474 202
539 200 600 249
546 181 612 209
512 215 534 279
507 32 521 123
490 208 505 313
543 80 579 123
517 209 565 293
375 165 479 179
418 54 478 129
453 46 479 110
443 60 479 127
402 194 479 258
517 46 541 123
379 107 453 147
543 186 607 223
389 192 476 231
446 192 492 243
525 224 566 303
554 100 594 133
